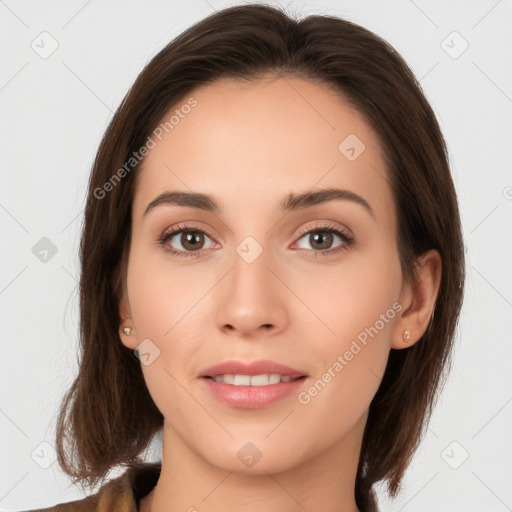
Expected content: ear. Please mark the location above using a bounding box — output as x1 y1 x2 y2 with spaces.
118 282 138 350
391 249 442 350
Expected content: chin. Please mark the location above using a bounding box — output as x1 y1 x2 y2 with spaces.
200 437 309 476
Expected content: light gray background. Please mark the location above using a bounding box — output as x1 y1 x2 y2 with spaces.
1 0 511 510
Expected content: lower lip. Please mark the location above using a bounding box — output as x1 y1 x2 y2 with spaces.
201 377 307 409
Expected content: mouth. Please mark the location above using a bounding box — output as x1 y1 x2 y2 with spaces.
202 374 306 386
200 374 307 409
198 360 308 408
199 359 308 381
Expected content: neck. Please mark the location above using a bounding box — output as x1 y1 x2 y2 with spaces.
142 414 366 512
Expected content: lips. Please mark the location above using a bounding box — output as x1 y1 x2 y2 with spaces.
199 359 309 408
199 359 307 379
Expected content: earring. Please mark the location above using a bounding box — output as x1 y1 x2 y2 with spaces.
123 327 132 335
402 329 411 344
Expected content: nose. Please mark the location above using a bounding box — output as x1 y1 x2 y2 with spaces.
215 248 289 339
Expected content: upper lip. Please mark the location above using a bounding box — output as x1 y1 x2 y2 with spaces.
199 359 307 378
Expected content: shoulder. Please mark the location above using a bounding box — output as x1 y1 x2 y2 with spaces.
19 461 161 512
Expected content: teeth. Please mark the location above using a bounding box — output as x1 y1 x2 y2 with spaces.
234 375 251 386
210 374 298 386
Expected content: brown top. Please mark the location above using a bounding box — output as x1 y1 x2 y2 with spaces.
23 462 161 512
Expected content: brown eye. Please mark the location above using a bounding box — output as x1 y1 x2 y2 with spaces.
308 231 334 251
295 226 353 254
159 225 217 257
179 231 205 251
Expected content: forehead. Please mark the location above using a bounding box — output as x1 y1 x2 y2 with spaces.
133 75 394 227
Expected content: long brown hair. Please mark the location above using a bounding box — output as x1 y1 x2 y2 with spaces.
55 4 465 510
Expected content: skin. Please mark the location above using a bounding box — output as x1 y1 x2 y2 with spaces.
118 75 441 512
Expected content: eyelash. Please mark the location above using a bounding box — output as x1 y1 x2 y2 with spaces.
158 222 355 258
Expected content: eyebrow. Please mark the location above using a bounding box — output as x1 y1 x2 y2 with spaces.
143 187 375 219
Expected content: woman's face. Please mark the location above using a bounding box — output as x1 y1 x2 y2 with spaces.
121 76 410 474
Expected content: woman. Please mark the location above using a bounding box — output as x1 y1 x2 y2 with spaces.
27 3 465 511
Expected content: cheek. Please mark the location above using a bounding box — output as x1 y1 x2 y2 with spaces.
126 250 203 418
295 240 403 351
126 244 199 339
125 248 204 396
290 293 399 453
290 247 402 419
